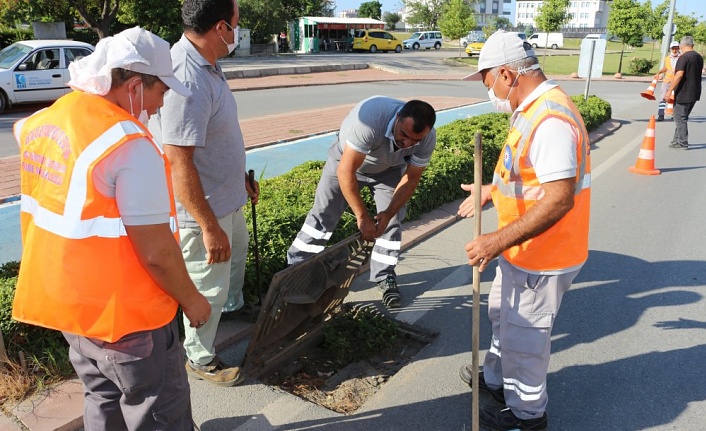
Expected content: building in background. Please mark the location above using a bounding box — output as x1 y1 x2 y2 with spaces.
515 0 611 30
474 0 515 29
338 9 358 18
287 16 385 53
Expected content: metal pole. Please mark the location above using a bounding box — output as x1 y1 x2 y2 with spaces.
584 40 596 101
471 132 483 431
659 0 678 71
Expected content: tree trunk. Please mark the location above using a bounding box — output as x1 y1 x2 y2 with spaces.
618 43 625 74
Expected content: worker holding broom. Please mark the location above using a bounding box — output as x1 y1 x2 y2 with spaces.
457 30 591 431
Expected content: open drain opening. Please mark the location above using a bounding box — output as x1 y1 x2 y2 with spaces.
238 234 435 413
261 304 436 414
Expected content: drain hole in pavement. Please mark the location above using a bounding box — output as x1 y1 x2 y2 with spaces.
262 304 436 414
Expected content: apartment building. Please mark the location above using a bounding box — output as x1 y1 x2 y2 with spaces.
515 0 611 29
475 0 515 27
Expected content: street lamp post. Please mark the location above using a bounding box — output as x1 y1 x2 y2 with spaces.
659 0 678 71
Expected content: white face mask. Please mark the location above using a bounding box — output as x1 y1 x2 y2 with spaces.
221 22 239 54
128 80 149 124
487 72 519 114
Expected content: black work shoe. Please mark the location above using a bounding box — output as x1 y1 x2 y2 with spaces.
669 142 688 149
377 275 401 308
458 364 505 404
479 405 548 431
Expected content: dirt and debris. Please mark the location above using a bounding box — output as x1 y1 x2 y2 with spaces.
264 328 431 414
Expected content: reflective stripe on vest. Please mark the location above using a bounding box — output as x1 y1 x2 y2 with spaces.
491 88 591 272
20 120 177 239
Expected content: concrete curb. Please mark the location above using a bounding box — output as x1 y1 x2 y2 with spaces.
223 63 368 79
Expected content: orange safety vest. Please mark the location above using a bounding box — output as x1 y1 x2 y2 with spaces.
12 91 179 343
663 54 678 83
491 87 591 272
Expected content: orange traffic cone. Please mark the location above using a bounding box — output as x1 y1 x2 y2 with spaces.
640 78 658 100
629 115 660 175
666 92 674 115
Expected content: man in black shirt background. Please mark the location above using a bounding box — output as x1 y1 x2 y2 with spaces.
667 36 704 149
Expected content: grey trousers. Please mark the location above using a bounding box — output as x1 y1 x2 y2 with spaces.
63 319 194 431
287 153 405 282
672 101 696 146
483 257 580 420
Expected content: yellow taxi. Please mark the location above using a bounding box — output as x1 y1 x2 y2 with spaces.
352 29 403 53
465 38 485 57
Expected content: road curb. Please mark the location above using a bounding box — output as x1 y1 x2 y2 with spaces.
223 62 368 79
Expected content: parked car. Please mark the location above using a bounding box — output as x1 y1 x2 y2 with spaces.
528 32 564 49
460 31 484 47
0 39 94 114
353 29 403 53
403 31 443 50
465 38 486 57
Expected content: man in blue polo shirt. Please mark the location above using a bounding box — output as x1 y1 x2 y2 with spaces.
287 96 437 308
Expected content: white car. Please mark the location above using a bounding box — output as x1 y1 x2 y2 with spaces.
0 40 94 114
403 31 443 50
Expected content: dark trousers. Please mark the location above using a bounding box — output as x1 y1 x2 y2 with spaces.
672 101 697 146
63 319 194 431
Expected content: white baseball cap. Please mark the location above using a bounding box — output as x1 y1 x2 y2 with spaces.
670 41 680 48
69 26 191 97
462 30 537 81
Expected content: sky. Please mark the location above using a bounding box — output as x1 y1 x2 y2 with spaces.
332 0 706 20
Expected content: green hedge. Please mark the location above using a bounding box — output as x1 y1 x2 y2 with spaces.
0 95 611 389
240 97 610 300
0 28 33 49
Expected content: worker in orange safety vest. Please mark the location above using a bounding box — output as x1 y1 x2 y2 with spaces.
12 27 209 430
654 40 681 121
456 30 591 431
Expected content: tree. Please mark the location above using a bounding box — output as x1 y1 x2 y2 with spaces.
534 0 571 66
241 0 334 44
643 0 669 61
0 0 74 31
403 0 445 30
672 12 699 41
383 11 401 30
358 1 382 19
482 16 509 39
68 0 119 39
438 0 475 57
118 0 182 43
607 0 645 74
494 16 510 29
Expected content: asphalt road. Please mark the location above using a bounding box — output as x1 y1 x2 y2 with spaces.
0 79 649 158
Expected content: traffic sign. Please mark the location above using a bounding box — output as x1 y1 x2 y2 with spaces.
663 23 677 36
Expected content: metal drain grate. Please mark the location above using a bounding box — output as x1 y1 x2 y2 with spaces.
242 233 373 378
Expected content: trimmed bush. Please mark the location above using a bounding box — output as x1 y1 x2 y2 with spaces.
572 95 612 132
628 57 658 75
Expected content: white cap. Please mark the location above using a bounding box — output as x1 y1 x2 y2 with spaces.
670 41 680 48
462 30 537 81
68 26 191 97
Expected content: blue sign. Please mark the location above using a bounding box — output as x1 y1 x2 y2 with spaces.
15 74 26 89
